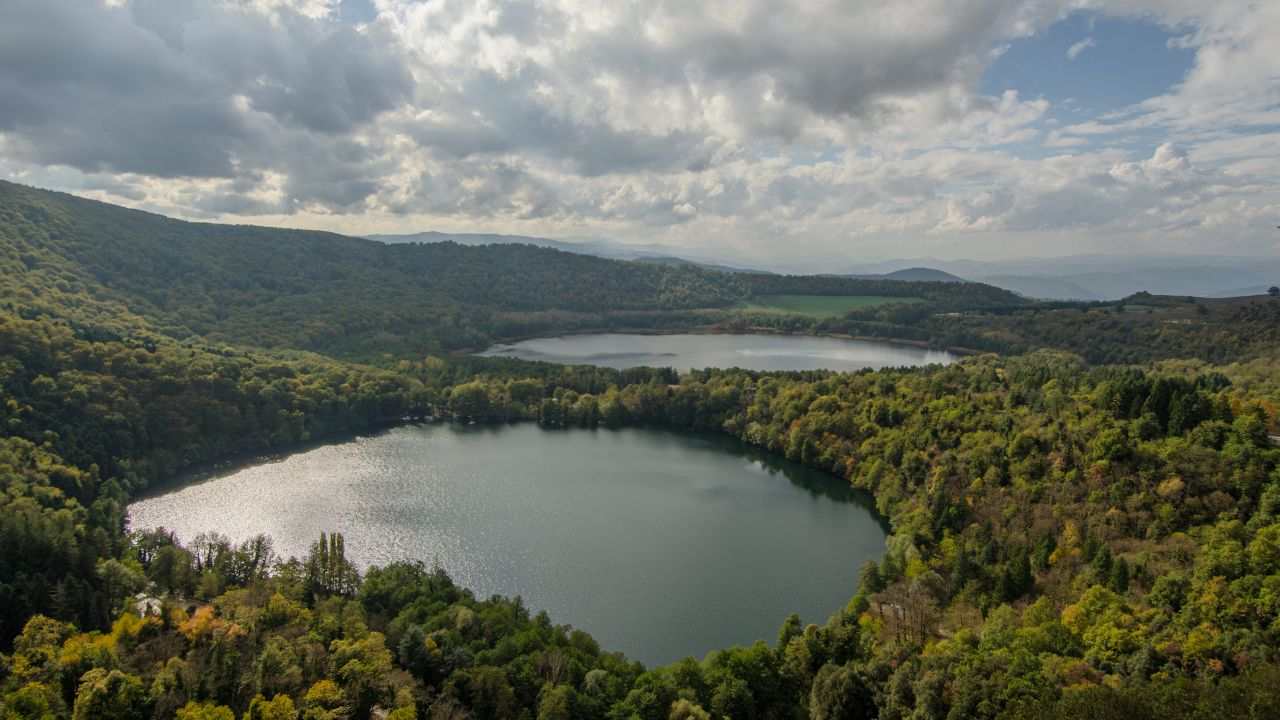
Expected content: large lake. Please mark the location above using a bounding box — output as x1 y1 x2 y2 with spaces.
479 332 954 371
128 424 886 665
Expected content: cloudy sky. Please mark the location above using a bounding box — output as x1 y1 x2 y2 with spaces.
1 0 1277 269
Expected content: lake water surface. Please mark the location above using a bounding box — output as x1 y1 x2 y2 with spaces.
128 424 886 665
479 332 954 371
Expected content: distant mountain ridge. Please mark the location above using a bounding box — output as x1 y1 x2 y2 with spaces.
853 267 965 283
845 255 1280 300
372 232 1280 299
978 275 1103 301
370 233 985 282
366 230 771 272
368 230 587 254
628 255 771 274
1208 285 1277 298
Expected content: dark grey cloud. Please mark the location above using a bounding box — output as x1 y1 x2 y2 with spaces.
385 158 560 220
565 1 1045 139
0 0 1276 263
0 0 410 185
403 69 719 177
0 0 1047 220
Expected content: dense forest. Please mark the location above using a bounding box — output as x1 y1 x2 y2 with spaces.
0 181 1033 361
3 182 1280 718
741 273 1021 309
724 292 1280 366
0 182 747 358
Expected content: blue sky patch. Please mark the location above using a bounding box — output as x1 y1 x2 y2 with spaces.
338 0 379 24
982 11 1196 119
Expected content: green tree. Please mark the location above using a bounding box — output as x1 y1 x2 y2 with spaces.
246 695 299 720
305 533 360 598
71 669 147 720
330 633 394 718
778 613 804 649
537 685 575 720
448 382 492 420
1108 558 1130 594
2 682 60 720
1148 573 1189 611
175 702 235 720
1248 524 1280 574
255 635 305 698
94 559 146 614
809 663 873 720
858 561 884 594
668 698 712 720
302 680 348 720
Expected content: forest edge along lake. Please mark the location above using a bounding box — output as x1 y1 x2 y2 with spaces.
127 333 943 665
127 424 889 666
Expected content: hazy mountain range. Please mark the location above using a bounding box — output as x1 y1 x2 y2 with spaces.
852 268 966 283
369 232 1279 300
845 255 1280 300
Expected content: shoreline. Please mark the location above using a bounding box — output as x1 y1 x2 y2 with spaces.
128 419 415 503
459 324 986 359
138 331 980 505
129 419 892 534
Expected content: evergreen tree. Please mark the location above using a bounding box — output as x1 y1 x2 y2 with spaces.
1108 558 1130 594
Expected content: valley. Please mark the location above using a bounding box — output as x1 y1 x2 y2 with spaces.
5 2 1280 717
1 181 1279 719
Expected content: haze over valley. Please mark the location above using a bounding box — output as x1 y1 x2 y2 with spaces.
370 230 1280 300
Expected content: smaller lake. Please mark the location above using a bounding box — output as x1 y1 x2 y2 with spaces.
128 425 886 666
479 333 954 371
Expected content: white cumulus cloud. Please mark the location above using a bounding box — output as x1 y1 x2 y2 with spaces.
1066 36 1095 59
0 0 1277 264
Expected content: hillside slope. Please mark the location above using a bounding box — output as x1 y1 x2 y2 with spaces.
743 272 1024 307
3 183 1280 720
2 182 1031 358
923 293 1280 363
849 267 966 283
368 229 773 272
0 181 746 356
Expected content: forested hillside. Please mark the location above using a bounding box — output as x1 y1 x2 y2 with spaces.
726 292 1280 365
3 183 1280 719
932 294 1280 364
5 313 1280 718
1 182 1030 361
0 313 426 644
741 272 1020 307
0 182 746 358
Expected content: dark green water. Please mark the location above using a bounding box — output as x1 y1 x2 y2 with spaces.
128 424 886 665
480 332 954 371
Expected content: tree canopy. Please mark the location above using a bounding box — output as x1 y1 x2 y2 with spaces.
2 181 1280 718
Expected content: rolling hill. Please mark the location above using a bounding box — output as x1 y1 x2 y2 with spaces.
2 182 1030 360
368 229 774 272
3 183 1280 720
883 268 962 282
849 255 1280 300
0 181 749 357
855 267 965 283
